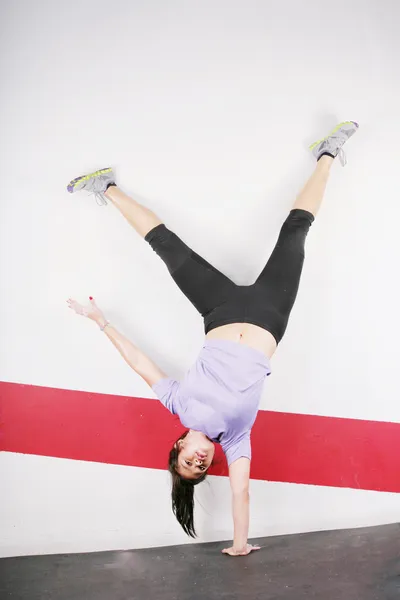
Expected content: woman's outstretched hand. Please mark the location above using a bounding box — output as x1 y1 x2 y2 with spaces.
222 544 261 557
67 297 106 326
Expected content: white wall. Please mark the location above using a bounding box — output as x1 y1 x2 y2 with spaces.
2 452 400 558
1 0 400 557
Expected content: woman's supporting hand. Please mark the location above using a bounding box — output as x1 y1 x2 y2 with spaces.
222 544 261 557
67 297 106 327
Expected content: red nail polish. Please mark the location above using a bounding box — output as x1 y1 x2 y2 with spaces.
89 296 93 300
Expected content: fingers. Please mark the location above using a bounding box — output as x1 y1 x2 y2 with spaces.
222 548 243 556
66 298 86 316
222 545 261 557
67 297 94 304
66 297 94 308
67 299 78 310
222 548 236 556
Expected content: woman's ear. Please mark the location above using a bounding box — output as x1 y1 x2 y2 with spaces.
175 439 184 450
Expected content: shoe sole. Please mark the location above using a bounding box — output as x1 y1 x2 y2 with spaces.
309 121 359 150
67 167 113 193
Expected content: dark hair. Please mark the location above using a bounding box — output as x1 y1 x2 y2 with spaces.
168 431 207 537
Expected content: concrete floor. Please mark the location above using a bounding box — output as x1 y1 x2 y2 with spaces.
0 523 399 600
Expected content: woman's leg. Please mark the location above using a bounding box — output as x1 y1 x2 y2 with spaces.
105 185 236 318
104 153 333 238
253 157 334 343
292 155 334 216
105 185 162 237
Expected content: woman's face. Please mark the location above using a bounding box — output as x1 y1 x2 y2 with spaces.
176 430 215 479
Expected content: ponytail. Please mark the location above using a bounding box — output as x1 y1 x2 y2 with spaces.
168 431 207 537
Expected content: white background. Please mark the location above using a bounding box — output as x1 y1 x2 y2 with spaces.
1 0 400 557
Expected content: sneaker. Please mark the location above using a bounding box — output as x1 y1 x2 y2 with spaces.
66 167 116 205
310 121 359 166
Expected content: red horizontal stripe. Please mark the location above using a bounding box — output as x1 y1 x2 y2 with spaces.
1 381 400 492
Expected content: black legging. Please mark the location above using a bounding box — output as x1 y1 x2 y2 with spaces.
145 209 314 344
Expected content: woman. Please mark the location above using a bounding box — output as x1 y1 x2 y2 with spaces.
67 121 359 556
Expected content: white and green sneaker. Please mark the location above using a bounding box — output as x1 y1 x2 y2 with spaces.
310 121 359 166
67 167 116 205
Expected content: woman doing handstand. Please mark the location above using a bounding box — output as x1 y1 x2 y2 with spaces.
67 121 359 556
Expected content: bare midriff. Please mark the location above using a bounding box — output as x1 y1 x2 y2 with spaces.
206 323 277 359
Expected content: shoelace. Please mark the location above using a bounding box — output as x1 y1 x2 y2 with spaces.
338 147 347 167
89 190 108 206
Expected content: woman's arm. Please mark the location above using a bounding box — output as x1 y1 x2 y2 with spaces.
67 297 166 387
230 458 250 549
100 323 166 386
222 458 261 557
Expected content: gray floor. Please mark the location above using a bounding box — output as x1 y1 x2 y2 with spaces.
0 523 399 600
